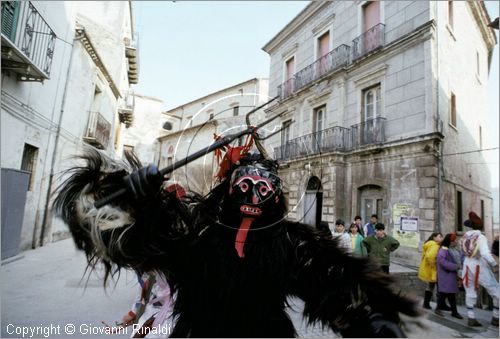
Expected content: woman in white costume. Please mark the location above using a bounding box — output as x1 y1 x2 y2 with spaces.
461 212 499 327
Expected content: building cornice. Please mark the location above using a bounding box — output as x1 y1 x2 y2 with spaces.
75 26 121 99
468 1 497 51
262 2 328 54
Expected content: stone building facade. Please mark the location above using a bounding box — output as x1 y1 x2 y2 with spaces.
262 1 496 266
1 1 138 254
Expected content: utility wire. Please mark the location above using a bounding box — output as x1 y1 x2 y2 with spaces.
441 147 499 157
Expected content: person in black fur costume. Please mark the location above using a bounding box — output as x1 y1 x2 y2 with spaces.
53 148 420 337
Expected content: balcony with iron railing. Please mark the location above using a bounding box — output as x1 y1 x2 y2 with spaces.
277 44 351 100
351 23 385 61
1 1 56 81
273 117 386 161
274 126 351 161
350 116 386 149
83 111 112 149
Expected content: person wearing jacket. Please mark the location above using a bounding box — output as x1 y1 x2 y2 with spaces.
418 232 443 310
362 223 399 273
435 233 463 319
349 223 367 256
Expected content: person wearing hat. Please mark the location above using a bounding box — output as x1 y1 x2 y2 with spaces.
362 223 400 273
461 212 499 327
332 219 351 252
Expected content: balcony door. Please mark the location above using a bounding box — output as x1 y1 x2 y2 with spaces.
317 31 330 76
362 85 381 145
281 120 292 159
362 1 380 52
285 56 295 96
313 105 325 153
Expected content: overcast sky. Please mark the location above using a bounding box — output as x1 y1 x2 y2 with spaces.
133 1 499 187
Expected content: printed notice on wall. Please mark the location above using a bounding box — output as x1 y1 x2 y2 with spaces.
400 216 418 232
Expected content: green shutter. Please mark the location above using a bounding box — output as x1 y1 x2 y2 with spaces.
1 1 20 42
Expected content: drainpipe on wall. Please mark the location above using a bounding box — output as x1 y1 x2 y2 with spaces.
38 29 85 247
435 4 442 234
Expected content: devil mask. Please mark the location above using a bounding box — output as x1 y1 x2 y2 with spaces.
225 158 284 258
229 163 282 217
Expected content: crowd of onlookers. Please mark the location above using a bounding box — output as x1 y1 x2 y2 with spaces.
417 211 499 328
319 211 499 329
318 214 400 273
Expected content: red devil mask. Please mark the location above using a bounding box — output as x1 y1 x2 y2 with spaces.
227 160 283 258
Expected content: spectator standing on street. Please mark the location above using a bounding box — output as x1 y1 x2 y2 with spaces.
435 233 463 319
362 223 399 273
461 212 499 327
363 214 378 237
332 219 351 253
354 215 364 237
349 223 367 256
418 232 443 310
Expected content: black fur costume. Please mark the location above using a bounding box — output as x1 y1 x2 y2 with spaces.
54 148 420 337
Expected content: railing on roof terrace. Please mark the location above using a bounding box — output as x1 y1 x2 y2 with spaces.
277 44 351 100
274 126 350 161
351 23 385 61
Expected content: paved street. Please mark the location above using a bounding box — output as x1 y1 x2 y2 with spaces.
1 238 498 338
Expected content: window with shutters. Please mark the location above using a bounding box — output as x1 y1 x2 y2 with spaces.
1 1 20 42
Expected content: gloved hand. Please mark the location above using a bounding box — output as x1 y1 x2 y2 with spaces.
123 165 164 200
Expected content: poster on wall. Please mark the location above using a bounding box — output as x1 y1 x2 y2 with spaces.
392 203 416 227
393 230 420 248
401 216 418 232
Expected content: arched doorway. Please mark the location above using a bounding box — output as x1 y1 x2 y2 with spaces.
358 185 384 225
303 176 323 228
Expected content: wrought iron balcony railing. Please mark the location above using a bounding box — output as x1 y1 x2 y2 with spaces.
83 111 112 149
294 44 350 91
274 126 350 161
277 77 295 100
277 44 351 100
1 1 56 81
350 117 386 148
351 23 385 61
273 117 386 161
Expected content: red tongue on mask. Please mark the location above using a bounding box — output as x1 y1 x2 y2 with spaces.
235 217 254 258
